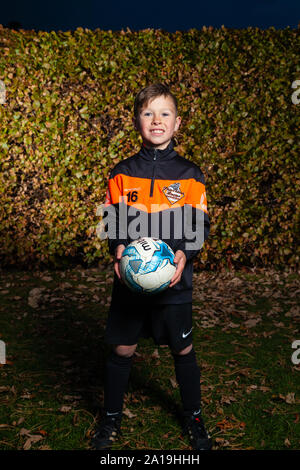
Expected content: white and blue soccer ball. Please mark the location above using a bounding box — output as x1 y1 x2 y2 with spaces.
119 237 177 294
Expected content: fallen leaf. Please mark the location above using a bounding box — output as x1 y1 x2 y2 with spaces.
23 434 43 450
41 276 53 282
169 377 178 389
259 386 271 392
285 393 295 404
123 408 136 418
215 437 230 447
59 405 72 413
284 438 291 447
151 349 160 359
244 318 261 328
216 418 234 430
63 395 82 401
221 396 237 405
228 322 240 328
28 287 46 308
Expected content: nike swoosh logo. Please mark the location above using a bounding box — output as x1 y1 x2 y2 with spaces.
182 327 193 338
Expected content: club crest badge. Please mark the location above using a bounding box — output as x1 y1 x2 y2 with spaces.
162 183 185 205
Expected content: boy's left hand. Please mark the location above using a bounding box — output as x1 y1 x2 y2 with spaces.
169 250 187 288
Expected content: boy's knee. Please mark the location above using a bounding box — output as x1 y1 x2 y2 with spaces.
113 344 137 358
172 343 193 356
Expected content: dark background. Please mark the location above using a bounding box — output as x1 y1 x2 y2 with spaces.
1 0 299 32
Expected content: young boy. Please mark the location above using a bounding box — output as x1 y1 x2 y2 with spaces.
91 83 211 451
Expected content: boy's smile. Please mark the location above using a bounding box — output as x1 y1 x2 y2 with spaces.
133 95 181 150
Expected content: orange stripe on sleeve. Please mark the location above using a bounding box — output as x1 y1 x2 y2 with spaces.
185 180 208 213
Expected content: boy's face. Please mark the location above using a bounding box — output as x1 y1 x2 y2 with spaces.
133 95 181 150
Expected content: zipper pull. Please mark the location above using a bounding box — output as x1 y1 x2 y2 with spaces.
154 148 157 161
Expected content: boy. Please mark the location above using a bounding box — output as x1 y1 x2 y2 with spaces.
91 83 211 450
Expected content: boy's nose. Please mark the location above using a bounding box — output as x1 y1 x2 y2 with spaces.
152 116 161 124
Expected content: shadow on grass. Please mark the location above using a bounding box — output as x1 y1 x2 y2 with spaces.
28 299 181 426
129 354 182 421
27 301 108 413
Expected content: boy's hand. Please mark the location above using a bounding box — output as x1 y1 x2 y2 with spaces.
114 244 126 282
169 250 186 288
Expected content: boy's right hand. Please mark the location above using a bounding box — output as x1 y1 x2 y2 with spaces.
114 244 126 282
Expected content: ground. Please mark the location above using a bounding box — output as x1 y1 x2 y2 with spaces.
0 266 299 450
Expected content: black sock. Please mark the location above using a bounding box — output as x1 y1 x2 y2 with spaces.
104 350 133 416
172 347 201 416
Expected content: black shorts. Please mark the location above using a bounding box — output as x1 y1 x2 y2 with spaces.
104 299 193 353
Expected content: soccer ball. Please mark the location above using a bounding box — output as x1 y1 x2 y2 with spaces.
119 237 177 294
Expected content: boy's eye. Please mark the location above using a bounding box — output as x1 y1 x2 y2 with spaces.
143 112 170 116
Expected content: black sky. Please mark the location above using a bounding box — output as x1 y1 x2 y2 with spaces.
1 0 299 32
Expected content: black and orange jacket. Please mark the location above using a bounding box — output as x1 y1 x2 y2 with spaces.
103 140 210 305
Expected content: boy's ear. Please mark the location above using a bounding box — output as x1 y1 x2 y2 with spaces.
175 115 182 131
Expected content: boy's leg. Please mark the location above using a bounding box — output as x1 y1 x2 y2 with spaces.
151 303 202 415
104 344 137 414
91 344 136 450
172 344 212 450
171 344 201 416
104 297 145 411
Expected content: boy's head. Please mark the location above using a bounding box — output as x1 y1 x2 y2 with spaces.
133 83 181 150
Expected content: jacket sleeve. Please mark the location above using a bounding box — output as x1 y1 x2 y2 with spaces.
174 169 210 262
104 170 129 256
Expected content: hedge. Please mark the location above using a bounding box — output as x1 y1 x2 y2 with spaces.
0 25 299 270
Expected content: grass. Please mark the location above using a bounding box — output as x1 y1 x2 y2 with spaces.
0 266 299 450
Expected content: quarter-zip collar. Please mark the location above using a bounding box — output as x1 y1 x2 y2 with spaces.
138 140 178 198
138 139 178 162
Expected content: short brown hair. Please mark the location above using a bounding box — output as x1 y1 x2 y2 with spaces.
133 82 178 121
